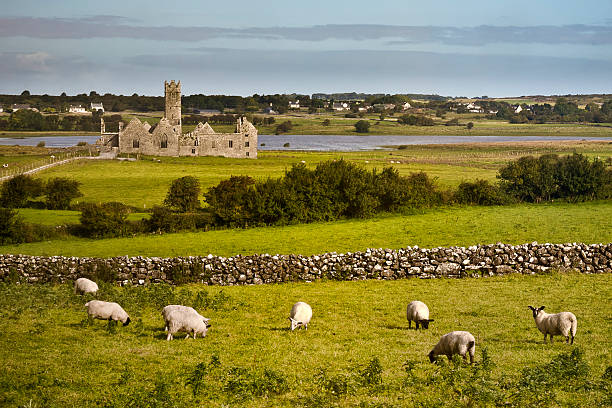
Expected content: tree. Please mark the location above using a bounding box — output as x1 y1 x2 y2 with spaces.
45 177 82 210
354 120 370 133
0 208 25 245
79 202 131 238
163 176 201 212
466 122 474 130
0 174 44 208
322 119 330 126
21 90 30 96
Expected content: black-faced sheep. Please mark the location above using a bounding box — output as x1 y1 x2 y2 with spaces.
84 300 131 326
289 302 312 331
528 306 577 344
165 309 209 341
74 278 98 295
429 331 475 364
406 300 434 329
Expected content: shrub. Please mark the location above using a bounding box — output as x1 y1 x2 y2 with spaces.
354 120 370 133
322 119 331 126
163 176 201 212
467 121 474 129
79 202 131 238
398 114 435 126
45 177 82 210
0 174 44 208
454 179 508 205
0 207 25 245
36 141 46 147
274 121 293 134
146 205 210 233
204 176 256 227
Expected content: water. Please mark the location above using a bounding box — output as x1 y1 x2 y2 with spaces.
1 134 611 151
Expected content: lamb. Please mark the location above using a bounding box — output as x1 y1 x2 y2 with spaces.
84 300 131 326
289 301 312 331
74 278 98 295
161 305 209 332
528 306 577 344
165 309 210 341
428 331 476 364
406 300 434 329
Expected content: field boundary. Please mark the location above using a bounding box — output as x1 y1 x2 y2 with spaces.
2 242 609 285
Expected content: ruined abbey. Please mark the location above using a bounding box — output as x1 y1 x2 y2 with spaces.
97 81 258 158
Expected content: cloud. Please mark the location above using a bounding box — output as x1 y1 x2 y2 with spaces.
1 16 612 45
15 52 51 72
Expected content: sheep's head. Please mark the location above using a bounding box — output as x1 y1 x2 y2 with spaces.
288 317 300 331
123 317 131 326
428 350 436 363
528 305 545 319
421 319 434 329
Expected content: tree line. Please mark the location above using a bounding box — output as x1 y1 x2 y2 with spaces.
0 110 123 132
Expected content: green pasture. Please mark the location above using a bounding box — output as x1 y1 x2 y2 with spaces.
22 142 612 208
6 201 612 258
1 273 610 407
16 208 148 225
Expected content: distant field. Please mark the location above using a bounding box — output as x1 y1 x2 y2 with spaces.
0 274 610 407
17 141 612 208
6 201 612 258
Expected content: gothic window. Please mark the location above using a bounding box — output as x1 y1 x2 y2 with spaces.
229 140 233 148
212 141 216 148
133 140 139 148
194 139 199 146
161 139 168 148
245 141 249 147
246 152 250 157
192 148 196 154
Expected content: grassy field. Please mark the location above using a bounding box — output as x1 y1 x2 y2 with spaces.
1 273 610 407
6 201 612 258
18 141 612 208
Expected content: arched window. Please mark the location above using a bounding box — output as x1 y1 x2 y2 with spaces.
161 139 168 148
194 139 199 146
133 140 139 148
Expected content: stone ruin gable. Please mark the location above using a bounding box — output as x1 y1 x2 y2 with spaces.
178 117 258 158
117 117 150 154
2 242 611 286
118 117 181 156
148 118 180 156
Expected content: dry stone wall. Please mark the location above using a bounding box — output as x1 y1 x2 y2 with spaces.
1 242 610 286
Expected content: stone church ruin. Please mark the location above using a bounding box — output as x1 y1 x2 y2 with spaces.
97 81 258 158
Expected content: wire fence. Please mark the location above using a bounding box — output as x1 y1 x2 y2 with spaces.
0 148 98 180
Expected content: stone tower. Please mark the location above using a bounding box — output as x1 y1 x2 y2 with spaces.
164 80 181 128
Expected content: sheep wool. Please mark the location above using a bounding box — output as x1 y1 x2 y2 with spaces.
289 302 312 331
406 300 434 329
429 331 476 364
528 306 577 344
165 309 209 341
85 300 131 326
74 278 98 295
161 305 209 332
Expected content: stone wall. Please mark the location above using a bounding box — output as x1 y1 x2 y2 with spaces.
1 242 610 286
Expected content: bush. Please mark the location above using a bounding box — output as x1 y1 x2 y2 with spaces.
36 141 46 147
454 179 509 205
322 119 330 126
0 208 25 245
354 120 370 133
274 121 293 134
467 121 474 129
0 174 44 208
398 114 435 126
45 177 82 210
163 176 201 212
79 202 131 238
146 206 211 233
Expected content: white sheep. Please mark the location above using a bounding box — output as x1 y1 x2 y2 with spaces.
528 306 577 344
74 278 98 295
161 305 209 332
84 300 131 326
289 301 312 331
165 309 210 341
428 331 476 364
406 300 434 329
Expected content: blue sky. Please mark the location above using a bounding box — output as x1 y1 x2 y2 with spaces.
1 0 611 97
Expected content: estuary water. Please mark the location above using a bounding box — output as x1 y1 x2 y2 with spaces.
1 134 611 151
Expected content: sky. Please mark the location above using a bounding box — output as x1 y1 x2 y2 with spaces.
1 0 612 97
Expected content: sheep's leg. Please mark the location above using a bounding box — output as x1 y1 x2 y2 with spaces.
469 353 474 364
304 324 308 330
416 321 420 330
543 333 548 343
570 334 574 345
408 320 412 329
166 332 172 341
565 335 570 344
549 335 554 344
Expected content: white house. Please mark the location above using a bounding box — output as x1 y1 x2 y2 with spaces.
12 104 37 112
288 100 300 109
332 102 350 111
0 107 3 113
90 102 104 112
514 105 523 114
401 102 411 110
69 105 87 113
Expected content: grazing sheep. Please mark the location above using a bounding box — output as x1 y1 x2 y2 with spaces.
528 306 577 344
74 278 98 295
428 331 476 364
406 300 434 329
84 300 131 326
161 305 209 332
165 309 210 341
289 301 312 331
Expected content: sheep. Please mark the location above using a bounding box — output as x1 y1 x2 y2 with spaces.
84 300 131 326
406 300 434 329
428 331 476 364
289 301 312 331
528 306 577 344
161 305 209 332
74 278 98 295
165 309 210 341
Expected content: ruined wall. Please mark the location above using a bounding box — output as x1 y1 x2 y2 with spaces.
179 118 258 158
1 242 610 286
118 118 180 157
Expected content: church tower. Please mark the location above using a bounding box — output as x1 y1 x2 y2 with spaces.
164 80 181 128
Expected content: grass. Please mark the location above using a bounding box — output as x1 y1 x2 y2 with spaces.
19 141 612 208
0 273 610 407
5 201 612 258
16 208 148 225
